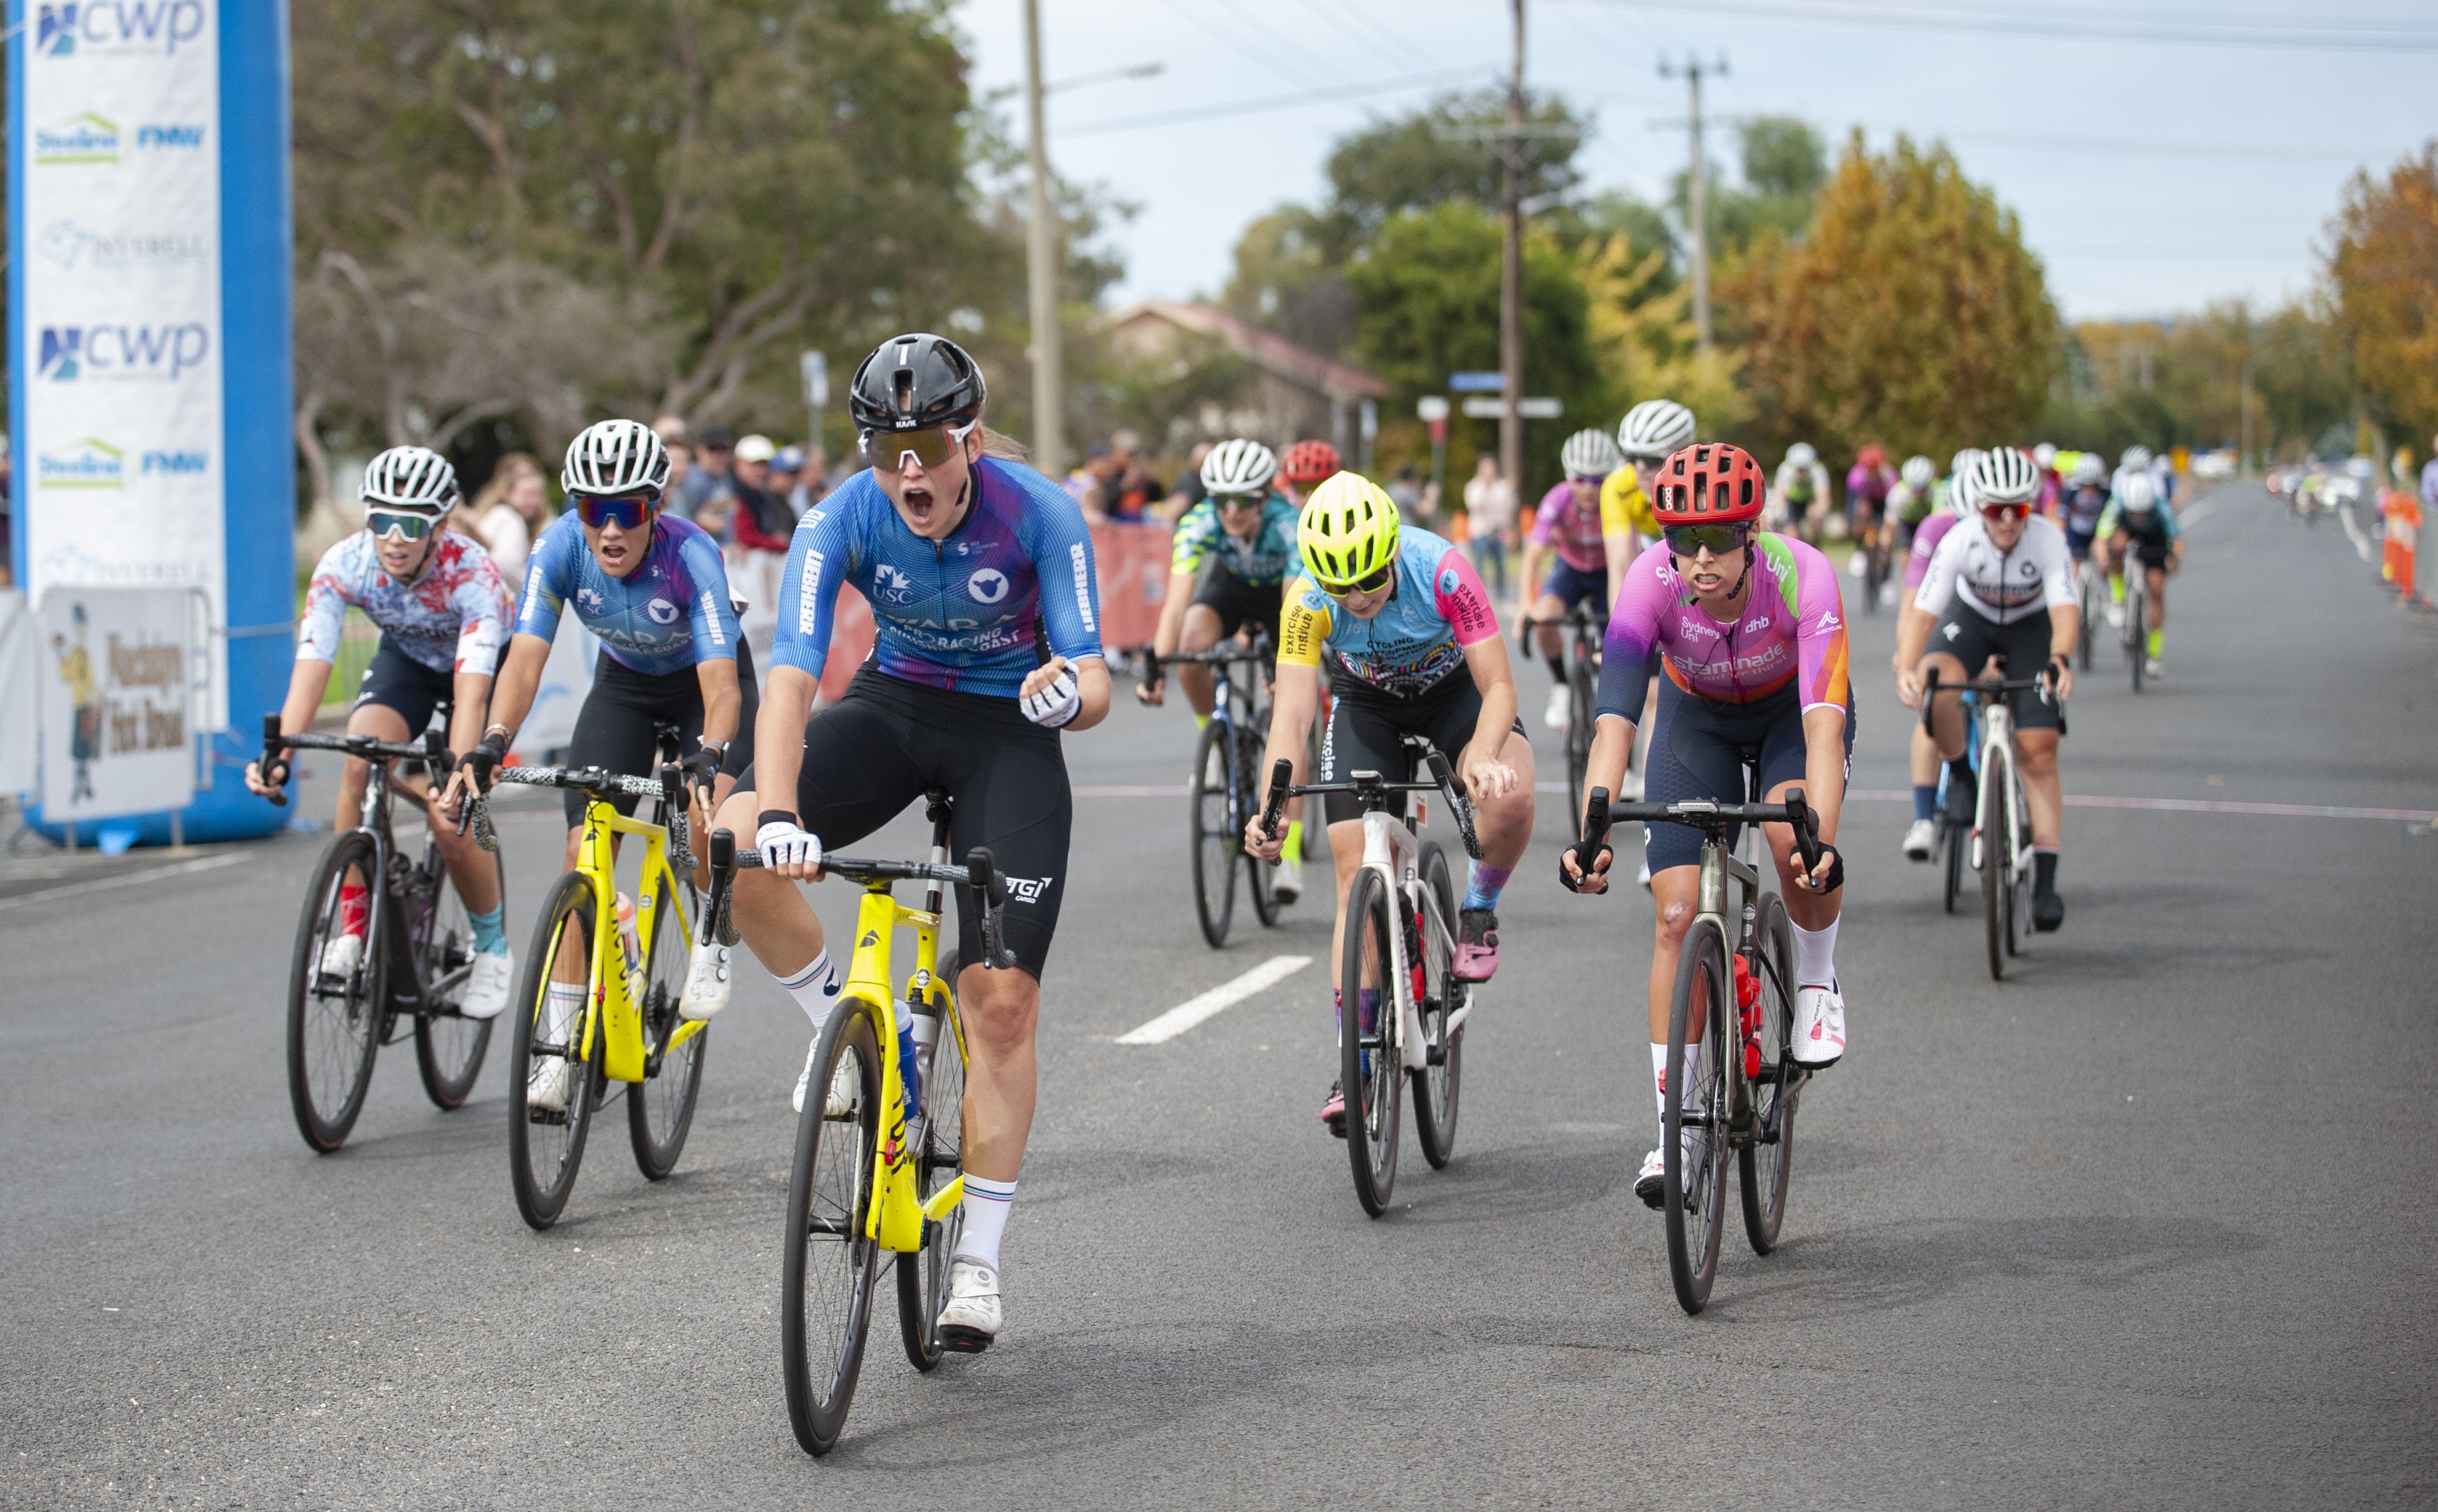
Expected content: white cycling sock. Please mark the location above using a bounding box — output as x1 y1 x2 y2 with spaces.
954 1175 1019 1270
543 982 583 1047
1651 1042 1701 1141
1791 917 1840 989
779 951 842 1036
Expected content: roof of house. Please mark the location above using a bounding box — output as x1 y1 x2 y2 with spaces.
1102 298 1391 401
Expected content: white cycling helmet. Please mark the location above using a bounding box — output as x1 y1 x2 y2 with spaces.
1560 428 1623 480
1200 437 1277 496
2118 472 2158 513
1970 447 2042 506
1617 399 1697 460
1785 441 1818 468
2121 444 2153 471
2071 453 2106 486
361 445 460 514
2033 442 2057 470
562 419 672 498
1948 448 1987 518
1900 454 1935 490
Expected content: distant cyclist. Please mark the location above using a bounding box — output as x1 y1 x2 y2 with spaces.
1518 428 1629 731
1606 399 1699 813
1897 448 2079 930
2031 442 2062 517
1276 438 1340 507
247 446 514 1021
1888 454 1938 551
714 333 1107 1353
1895 454 1979 861
2097 472 2184 678
1138 437 1311 901
450 421 759 1111
1559 443 1853 1208
1245 472 1536 1135
2058 452 2110 567
1774 442 1831 540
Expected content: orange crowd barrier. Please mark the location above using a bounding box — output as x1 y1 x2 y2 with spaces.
809 521 1175 701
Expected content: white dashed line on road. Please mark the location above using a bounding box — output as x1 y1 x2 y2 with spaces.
1117 955 1313 1044
0 852 249 915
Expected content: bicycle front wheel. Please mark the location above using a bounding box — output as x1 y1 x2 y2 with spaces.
1189 716 1238 947
1940 808 1965 914
1339 868 1403 1216
898 953 967 1371
1566 657 1596 824
630 874 706 1181
1665 915 1732 1315
1740 894 1799 1254
508 873 602 1230
287 830 383 1152
1243 715 1281 928
1411 842 1464 1169
783 995 883 1456
1981 761 2009 981
414 846 500 1110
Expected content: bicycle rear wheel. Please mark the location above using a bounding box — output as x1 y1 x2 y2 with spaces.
1339 868 1402 1216
287 830 384 1152
413 846 500 1110
630 874 706 1180
1243 716 1281 928
898 953 967 1371
1565 656 1596 824
1189 717 1238 947
1940 809 1965 913
508 873 602 1229
1981 761 2009 981
1740 894 1799 1254
783 996 883 1456
1863 544 1886 614
1411 842 1465 1169
2126 586 2146 694
2007 771 2033 959
2078 571 2099 670
1665 916 1732 1315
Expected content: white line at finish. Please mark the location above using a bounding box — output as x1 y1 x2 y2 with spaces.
0 852 249 915
1116 955 1312 1045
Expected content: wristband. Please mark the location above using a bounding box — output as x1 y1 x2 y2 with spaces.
758 809 799 831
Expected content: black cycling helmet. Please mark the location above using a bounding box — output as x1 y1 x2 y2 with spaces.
848 332 988 434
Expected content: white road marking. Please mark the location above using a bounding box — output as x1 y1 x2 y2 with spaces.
1118 955 1312 1044
0 852 249 915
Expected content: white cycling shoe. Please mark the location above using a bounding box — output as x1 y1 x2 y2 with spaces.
2105 601 2126 628
680 940 732 1020
792 1039 859 1118
1793 983 1846 1068
938 1259 1003 1352
526 1056 572 1114
1542 684 1570 731
1634 1147 1669 1209
462 949 514 1020
1902 818 1936 862
318 931 365 983
1274 854 1304 905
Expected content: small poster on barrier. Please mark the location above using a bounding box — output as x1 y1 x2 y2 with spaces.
38 588 196 821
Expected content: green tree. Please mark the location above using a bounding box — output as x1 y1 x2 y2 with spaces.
1318 89 1587 258
2327 143 2438 446
1724 134 2058 466
1671 115 1827 260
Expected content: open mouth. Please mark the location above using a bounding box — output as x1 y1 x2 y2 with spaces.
901 482 938 526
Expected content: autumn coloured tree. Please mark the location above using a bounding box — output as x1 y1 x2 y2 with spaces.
2328 144 2438 447
1724 134 2057 467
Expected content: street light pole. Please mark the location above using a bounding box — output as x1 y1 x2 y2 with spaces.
1660 55 1723 356
1500 0 1525 504
1023 0 1067 478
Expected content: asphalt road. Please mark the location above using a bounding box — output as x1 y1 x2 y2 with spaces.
6 484 2434 1509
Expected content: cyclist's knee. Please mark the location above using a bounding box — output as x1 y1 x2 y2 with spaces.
2017 735 2059 777
958 970 1039 1058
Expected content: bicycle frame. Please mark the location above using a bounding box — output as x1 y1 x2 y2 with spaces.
835 880 966 1254
1352 801 1469 1074
565 795 702 1084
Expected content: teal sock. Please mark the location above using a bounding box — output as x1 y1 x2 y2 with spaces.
469 903 506 957
1913 785 1936 822
1462 863 1513 911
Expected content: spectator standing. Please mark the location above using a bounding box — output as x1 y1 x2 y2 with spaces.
1068 442 1120 523
1463 452 1517 599
1163 441 1214 521
1108 429 1158 521
473 463 551 589
769 446 807 520
1387 463 1425 523
682 425 738 518
728 435 794 553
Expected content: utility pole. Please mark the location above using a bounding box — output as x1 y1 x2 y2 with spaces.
1659 54 1724 355
1022 0 1067 478
1500 0 1526 504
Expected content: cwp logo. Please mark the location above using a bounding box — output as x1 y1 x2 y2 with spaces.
36 323 211 382
33 112 119 165
35 437 125 490
36 0 207 58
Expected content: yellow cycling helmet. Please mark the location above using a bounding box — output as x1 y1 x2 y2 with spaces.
1297 470 1402 589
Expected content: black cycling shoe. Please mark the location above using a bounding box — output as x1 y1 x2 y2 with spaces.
1944 767 1978 825
2033 890 2065 932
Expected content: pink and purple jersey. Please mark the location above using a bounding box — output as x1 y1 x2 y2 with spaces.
1596 533 1851 719
1904 512 1957 591
1528 480 1607 573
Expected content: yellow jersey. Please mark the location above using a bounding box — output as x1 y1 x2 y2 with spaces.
1601 465 1661 540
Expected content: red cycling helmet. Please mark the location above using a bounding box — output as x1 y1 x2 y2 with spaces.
1857 443 1885 469
1278 439 1341 484
1650 442 1767 525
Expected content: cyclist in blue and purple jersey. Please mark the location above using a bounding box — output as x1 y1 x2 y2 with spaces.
713 334 1110 1354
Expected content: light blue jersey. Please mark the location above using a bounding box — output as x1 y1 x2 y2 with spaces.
517 512 740 676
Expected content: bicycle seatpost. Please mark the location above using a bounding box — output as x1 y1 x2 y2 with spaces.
258 713 288 808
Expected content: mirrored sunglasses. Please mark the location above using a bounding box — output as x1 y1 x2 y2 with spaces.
1663 522 1750 557
574 493 657 531
367 510 437 541
859 423 975 474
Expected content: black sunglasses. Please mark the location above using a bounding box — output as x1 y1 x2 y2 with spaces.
1663 523 1751 557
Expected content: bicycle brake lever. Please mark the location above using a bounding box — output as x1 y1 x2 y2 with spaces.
1425 749 1485 861
1569 787 1612 889
1783 789 1824 872
258 713 289 808
1259 757 1293 854
702 828 736 947
965 846 1018 969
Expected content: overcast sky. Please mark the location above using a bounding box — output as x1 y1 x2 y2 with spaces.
959 0 2437 323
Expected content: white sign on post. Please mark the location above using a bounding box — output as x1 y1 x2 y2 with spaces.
38 588 198 821
20 3 229 728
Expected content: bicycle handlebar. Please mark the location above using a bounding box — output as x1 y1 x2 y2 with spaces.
1258 749 1485 862
1916 662 2062 736
706 830 1017 969
259 714 456 808
491 763 665 801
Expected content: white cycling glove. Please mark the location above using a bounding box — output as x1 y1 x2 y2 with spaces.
1020 662 1082 728
756 818 823 872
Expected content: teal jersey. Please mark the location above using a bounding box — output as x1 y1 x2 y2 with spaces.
1171 493 1300 586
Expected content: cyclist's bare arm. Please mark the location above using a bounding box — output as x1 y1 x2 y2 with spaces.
245 658 339 795
1136 568 1199 704
692 655 741 750
1244 662 1320 860
1457 637 1522 801
751 664 819 826
477 632 554 743
1603 533 1637 615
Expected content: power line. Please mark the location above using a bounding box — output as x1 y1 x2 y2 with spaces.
1058 65 1490 138
1556 0 2438 54
1308 0 1447 76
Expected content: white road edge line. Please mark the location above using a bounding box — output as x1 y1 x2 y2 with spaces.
0 852 249 915
1118 955 1312 1045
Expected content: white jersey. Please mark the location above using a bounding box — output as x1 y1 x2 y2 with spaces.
1913 514 2076 626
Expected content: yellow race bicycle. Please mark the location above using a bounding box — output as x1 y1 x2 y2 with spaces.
703 791 1003 1456
482 747 710 1230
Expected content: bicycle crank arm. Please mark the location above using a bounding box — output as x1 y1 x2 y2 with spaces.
920 1175 966 1224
